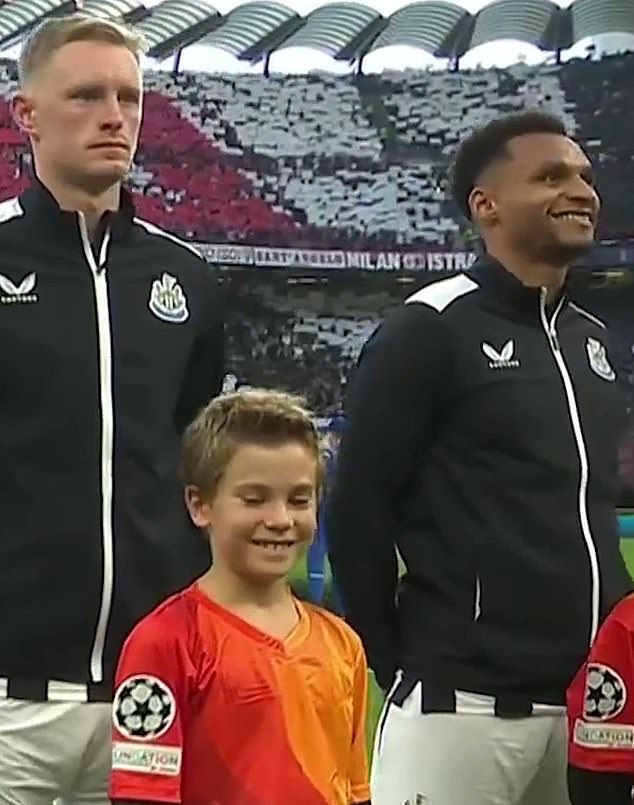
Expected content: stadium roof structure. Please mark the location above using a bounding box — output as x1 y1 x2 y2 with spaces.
0 0 632 65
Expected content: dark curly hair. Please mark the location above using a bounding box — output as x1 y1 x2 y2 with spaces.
450 111 569 221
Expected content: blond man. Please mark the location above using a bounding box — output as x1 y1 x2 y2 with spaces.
0 14 224 803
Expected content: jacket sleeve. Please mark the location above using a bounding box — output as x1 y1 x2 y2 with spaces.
174 267 225 433
326 302 453 691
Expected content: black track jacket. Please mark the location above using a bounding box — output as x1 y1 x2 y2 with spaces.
0 180 224 695
328 256 633 705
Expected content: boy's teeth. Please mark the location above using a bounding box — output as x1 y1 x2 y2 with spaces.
253 540 292 548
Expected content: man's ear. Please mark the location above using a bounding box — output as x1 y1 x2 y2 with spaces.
468 185 499 226
12 91 38 141
184 485 213 529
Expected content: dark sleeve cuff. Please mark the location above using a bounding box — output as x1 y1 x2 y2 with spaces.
374 663 397 695
567 764 634 805
112 800 180 805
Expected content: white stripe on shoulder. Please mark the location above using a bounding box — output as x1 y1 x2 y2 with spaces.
569 302 606 329
0 196 24 225
133 217 202 258
405 273 479 313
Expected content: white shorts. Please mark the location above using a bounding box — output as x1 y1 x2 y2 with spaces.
371 679 571 805
0 698 111 805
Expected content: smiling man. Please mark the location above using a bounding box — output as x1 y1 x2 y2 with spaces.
327 111 633 805
0 14 224 804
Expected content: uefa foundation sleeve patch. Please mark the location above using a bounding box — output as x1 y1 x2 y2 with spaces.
112 741 182 777
573 720 634 751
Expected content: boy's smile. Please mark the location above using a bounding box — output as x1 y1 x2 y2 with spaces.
187 441 319 584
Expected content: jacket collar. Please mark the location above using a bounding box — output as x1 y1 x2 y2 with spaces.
467 254 577 316
19 177 136 244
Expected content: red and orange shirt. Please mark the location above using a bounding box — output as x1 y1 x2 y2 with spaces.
109 585 370 805
568 593 634 773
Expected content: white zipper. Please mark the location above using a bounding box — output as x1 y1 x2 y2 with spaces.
473 574 482 621
539 289 600 644
78 215 114 683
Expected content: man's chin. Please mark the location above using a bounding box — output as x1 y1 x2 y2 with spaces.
78 165 128 194
546 237 595 265
91 164 128 182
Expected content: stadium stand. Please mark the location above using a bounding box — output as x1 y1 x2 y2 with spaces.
224 280 396 414
1 50 634 404
558 52 634 241
1 49 633 248
0 0 632 494
122 86 299 239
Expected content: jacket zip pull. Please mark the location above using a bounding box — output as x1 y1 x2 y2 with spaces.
77 214 111 274
98 229 111 272
540 288 562 352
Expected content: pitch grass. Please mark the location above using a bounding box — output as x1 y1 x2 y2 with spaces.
291 539 634 757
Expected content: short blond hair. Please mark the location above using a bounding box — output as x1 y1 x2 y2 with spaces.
18 14 148 85
181 389 325 498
